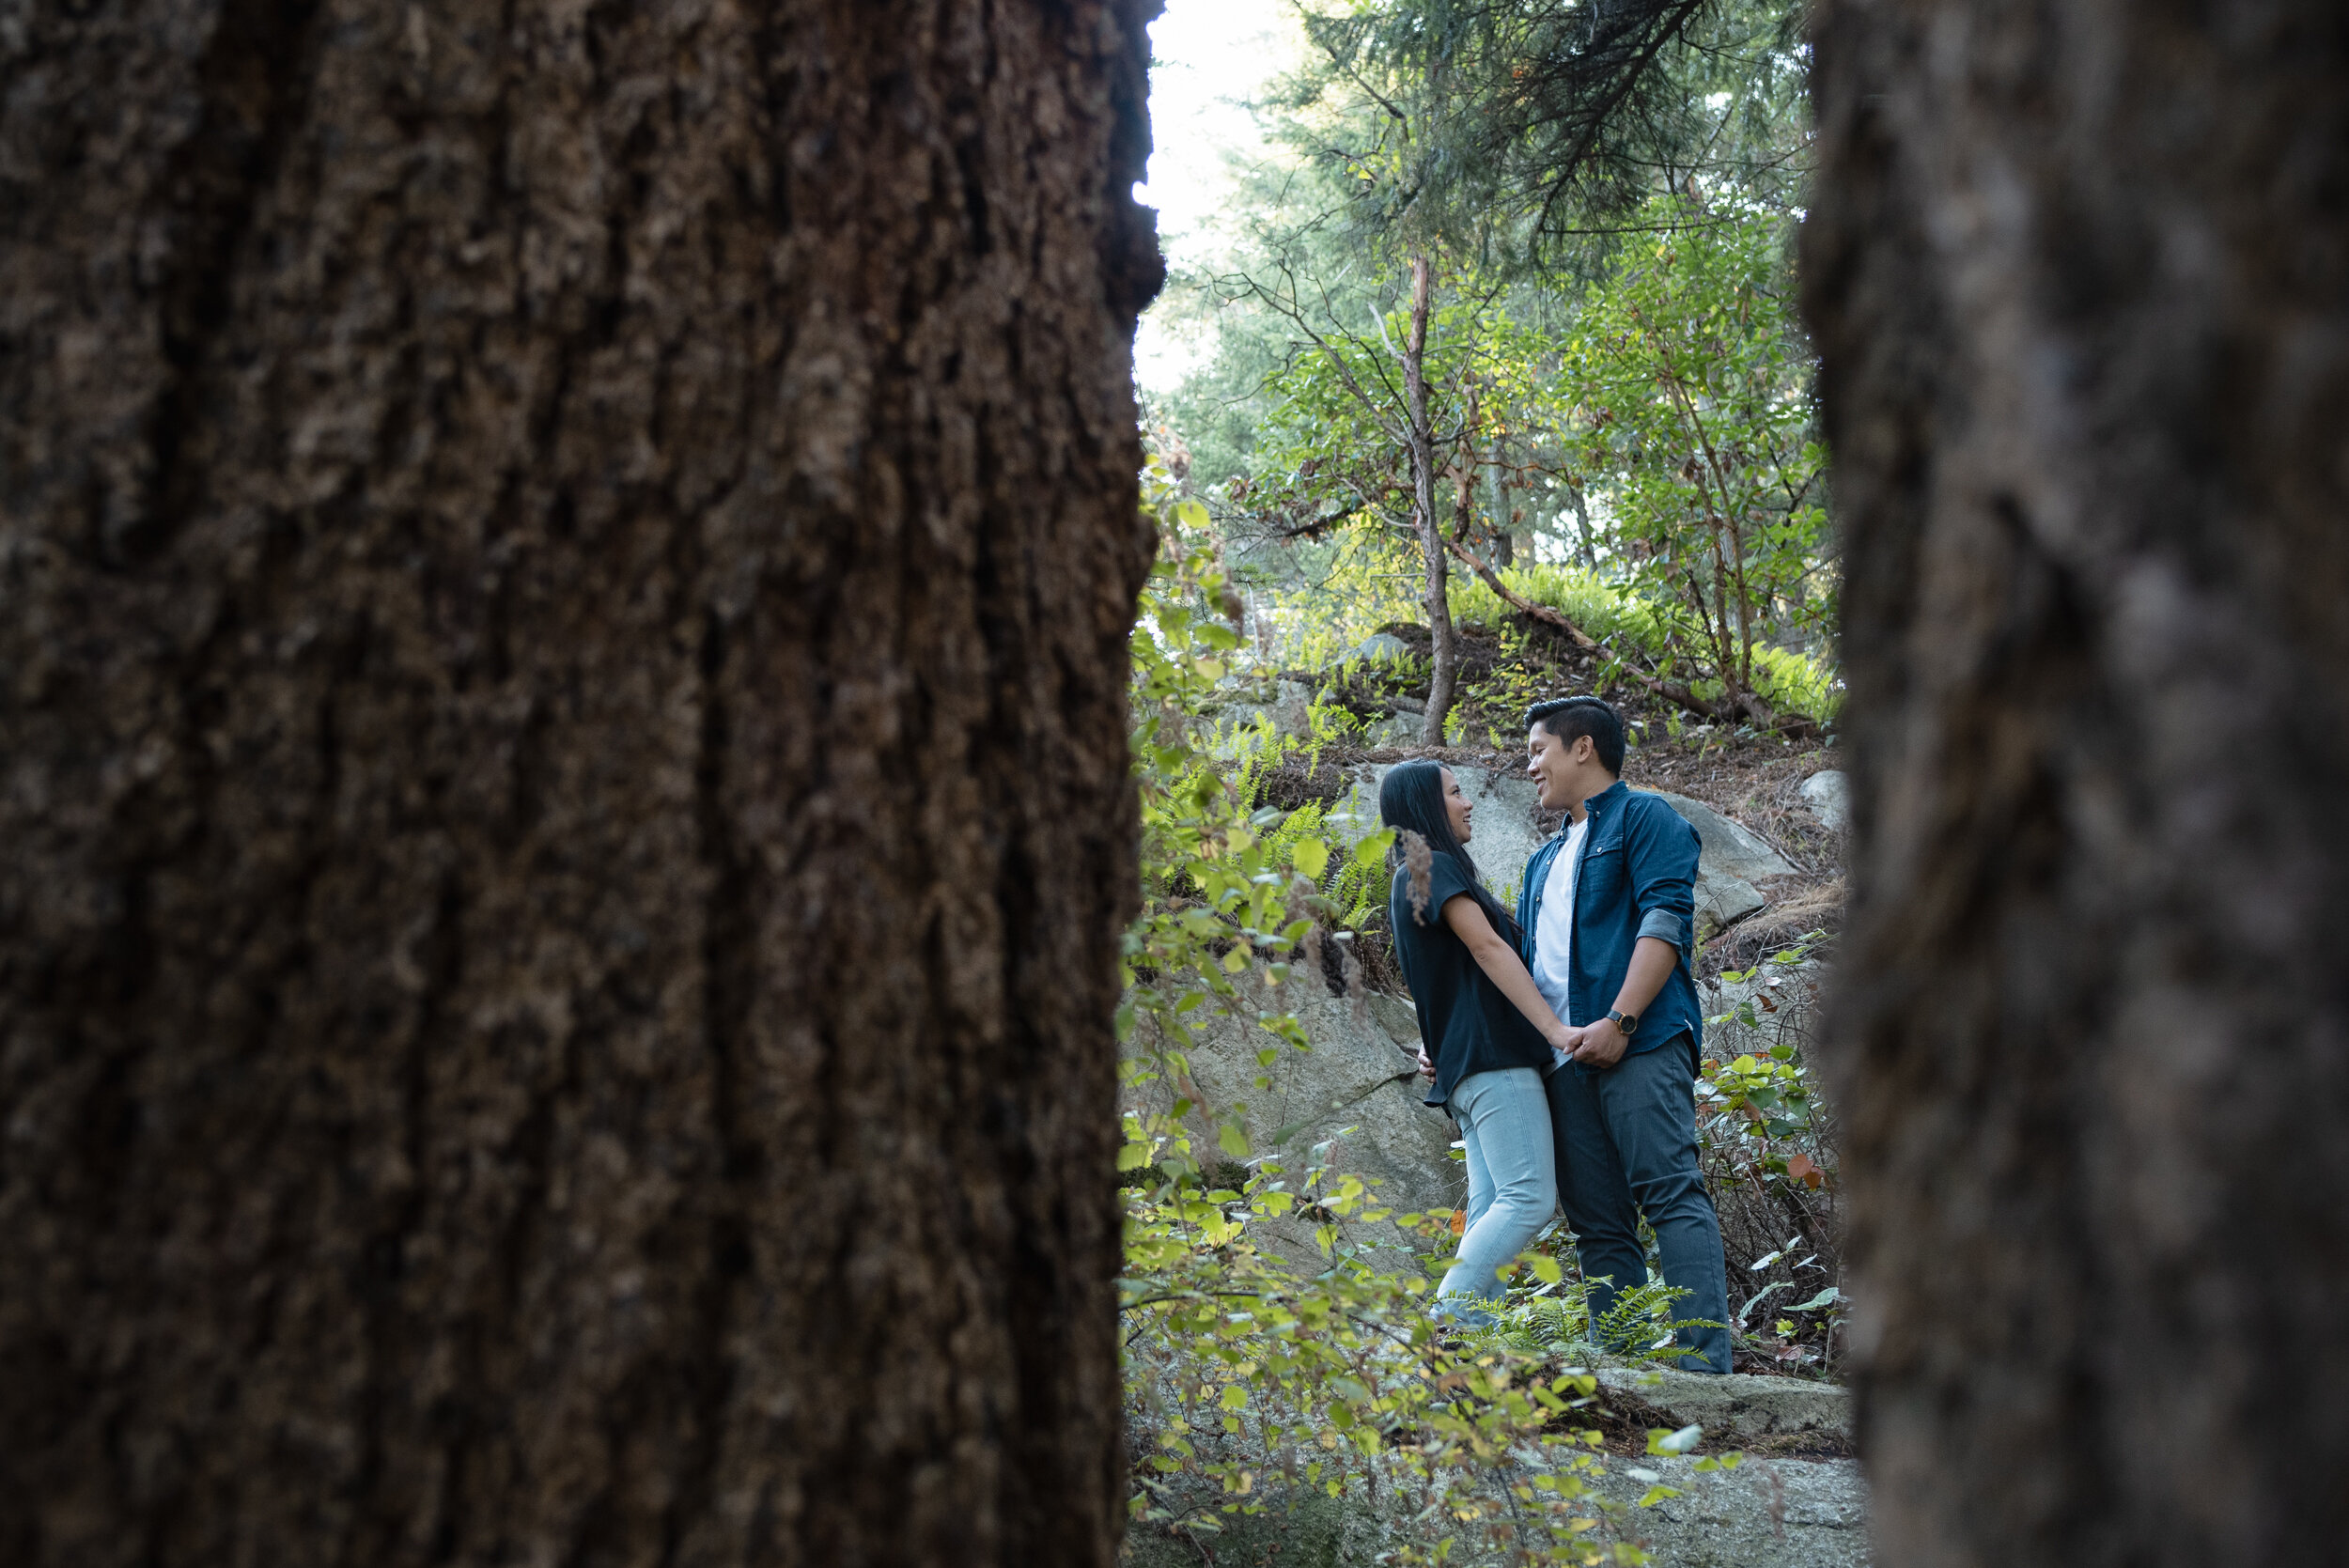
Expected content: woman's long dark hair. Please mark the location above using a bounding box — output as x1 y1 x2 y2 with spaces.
1377 760 1522 941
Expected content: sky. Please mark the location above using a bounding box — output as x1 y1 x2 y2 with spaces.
1132 0 1302 391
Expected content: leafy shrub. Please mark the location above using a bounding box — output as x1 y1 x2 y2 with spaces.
1698 938 1845 1373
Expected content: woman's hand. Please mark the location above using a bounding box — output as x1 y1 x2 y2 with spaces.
1416 1044 1436 1081
1439 892 1577 1065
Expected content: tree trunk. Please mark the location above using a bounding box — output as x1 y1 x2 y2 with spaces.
1803 4 2349 1565
1484 445 1514 569
1565 484 1597 571
1404 254 1455 745
0 2 1162 1564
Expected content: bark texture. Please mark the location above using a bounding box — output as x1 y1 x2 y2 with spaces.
1804 4 2349 1564
0 1 1162 1564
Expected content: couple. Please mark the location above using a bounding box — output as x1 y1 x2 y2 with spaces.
1380 695 1732 1374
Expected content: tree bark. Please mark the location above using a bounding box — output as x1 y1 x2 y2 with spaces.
1564 484 1597 572
0 1 1162 1564
1804 4 2349 1564
1403 253 1455 746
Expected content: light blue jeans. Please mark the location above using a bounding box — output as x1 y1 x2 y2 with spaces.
1436 1067 1558 1326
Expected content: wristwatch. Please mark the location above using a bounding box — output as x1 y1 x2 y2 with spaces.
1606 1008 1639 1034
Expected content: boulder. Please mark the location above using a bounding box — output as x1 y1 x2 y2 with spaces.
1634 788 1797 885
1348 630 1416 664
1121 973 1463 1266
1206 678 1319 753
1798 768 1850 831
1595 1364 1850 1444
1363 990 1423 1051
1596 1452 1870 1568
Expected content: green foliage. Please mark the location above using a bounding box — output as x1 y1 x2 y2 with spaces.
1184 191 1842 732
1558 194 1834 719
1120 1136 1671 1564
1283 0 1812 264
1446 563 1666 648
1699 935 1845 1370
1451 1256 1707 1374
1126 462 1355 1093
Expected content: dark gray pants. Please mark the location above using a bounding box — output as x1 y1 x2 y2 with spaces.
1546 1034 1734 1374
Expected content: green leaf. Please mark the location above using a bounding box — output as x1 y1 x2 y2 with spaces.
1290 836 1330 880
1218 1123 1252 1160
1116 1141 1154 1172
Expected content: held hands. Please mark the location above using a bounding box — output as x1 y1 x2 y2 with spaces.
1561 1017 1629 1069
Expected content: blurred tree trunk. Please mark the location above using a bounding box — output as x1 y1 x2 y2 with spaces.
1805 4 2349 1565
0 1 1161 1564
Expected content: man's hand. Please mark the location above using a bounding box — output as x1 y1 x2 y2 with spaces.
1563 1017 1629 1068
1416 1044 1436 1081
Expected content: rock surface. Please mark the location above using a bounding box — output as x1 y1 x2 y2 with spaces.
1121 974 1462 1265
1363 990 1423 1052
1348 630 1417 663
1797 769 1850 831
1595 1364 1850 1444
1121 1433 1869 1568
1597 1452 1870 1568
1208 678 1319 751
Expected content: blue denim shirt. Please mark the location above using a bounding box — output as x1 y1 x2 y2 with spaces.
1514 780 1703 1063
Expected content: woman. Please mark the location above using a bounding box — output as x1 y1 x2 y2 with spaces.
1380 760 1579 1327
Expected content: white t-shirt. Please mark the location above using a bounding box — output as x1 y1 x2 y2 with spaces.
1532 816 1589 1066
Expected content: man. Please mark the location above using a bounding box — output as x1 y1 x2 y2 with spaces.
1517 696 1733 1374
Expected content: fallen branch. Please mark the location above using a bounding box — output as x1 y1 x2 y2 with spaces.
1440 536 1818 739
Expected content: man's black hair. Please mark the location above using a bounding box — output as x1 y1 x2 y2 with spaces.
1524 696 1626 775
